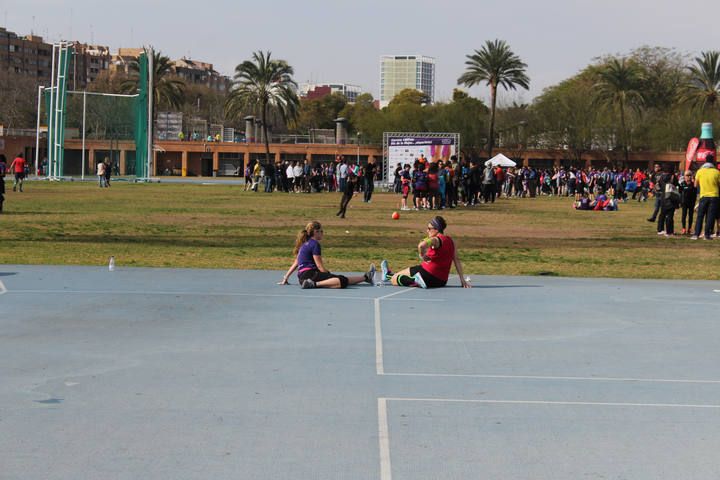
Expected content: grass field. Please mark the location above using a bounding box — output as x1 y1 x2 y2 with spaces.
1 180 718 280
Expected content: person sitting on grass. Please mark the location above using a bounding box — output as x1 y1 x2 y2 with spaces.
574 191 592 210
278 221 375 289
378 216 471 289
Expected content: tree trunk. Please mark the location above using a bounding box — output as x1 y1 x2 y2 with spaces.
261 102 271 166
487 82 497 159
619 98 628 168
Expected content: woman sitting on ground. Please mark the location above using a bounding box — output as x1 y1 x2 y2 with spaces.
278 221 374 289
379 216 471 289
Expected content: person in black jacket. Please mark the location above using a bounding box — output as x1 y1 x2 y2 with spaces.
679 171 698 235
647 164 664 222
337 168 358 218
467 161 482 206
657 172 680 236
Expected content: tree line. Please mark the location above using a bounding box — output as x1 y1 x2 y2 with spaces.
2 43 719 165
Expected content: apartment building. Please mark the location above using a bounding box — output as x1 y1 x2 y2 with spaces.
379 55 435 108
0 27 53 84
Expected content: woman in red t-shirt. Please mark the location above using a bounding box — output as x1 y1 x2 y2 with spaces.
381 216 471 289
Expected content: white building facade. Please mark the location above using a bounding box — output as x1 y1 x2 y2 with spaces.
379 55 435 108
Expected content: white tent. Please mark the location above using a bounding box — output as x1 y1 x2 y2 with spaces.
487 153 516 167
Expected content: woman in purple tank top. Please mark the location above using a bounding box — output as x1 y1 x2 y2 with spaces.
278 221 375 289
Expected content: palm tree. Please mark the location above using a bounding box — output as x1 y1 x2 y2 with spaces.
681 50 720 113
457 39 529 158
593 58 645 165
121 50 186 111
224 51 299 165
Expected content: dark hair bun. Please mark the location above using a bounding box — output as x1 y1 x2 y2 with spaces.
431 216 447 233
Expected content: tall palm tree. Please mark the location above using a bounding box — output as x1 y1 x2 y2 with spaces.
593 58 645 165
224 51 299 165
681 50 720 113
457 39 529 158
121 50 186 111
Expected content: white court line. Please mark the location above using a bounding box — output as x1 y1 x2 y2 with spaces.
383 372 720 385
7 289 442 302
375 288 416 375
0 280 6 295
714 289 720 293
377 398 393 480
382 396 720 409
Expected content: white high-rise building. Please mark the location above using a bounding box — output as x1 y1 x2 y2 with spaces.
379 55 435 108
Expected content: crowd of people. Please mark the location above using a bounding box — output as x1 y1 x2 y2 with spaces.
242 157 379 199
237 154 720 238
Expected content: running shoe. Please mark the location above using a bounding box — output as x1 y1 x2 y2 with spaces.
365 264 376 284
413 272 427 289
301 279 316 289
380 260 389 282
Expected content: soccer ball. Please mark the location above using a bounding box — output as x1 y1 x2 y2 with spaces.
392 211 400 220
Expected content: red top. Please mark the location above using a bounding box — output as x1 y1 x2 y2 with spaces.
12 157 26 173
422 234 455 282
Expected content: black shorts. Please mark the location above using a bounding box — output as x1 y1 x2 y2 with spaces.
14 173 25 181
298 269 349 288
409 265 446 288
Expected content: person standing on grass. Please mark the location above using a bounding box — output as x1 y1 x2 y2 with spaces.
104 158 112 187
692 155 720 240
657 172 680 236
679 171 698 235
264 161 275 192
285 162 295 193
400 164 412 211
393 163 403 194
96 160 106 188
363 158 376 203
427 161 440 209
337 167 358 218
252 159 262 192
647 164 664 222
277 221 375 289
244 163 253 191
378 216 471 289
9 153 26 192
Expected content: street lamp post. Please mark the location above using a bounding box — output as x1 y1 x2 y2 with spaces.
357 132 361 166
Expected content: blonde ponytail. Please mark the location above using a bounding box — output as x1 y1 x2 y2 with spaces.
293 221 322 255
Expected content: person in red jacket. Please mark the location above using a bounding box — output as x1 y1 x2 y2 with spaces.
379 216 471 289
632 168 646 200
9 153 26 192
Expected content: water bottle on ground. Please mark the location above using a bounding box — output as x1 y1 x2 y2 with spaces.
464 275 472 286
108 256 115 272
373 264 384 287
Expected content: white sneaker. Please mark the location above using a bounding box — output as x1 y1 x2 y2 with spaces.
657 231 666 235
413 272 427 289
381 260 389 281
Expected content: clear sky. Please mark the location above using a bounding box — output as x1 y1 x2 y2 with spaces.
3 0 717 104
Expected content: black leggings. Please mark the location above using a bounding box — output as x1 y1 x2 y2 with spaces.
681 205 694 231
298 269 349 288
337 193 353 218
405 265 446 288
